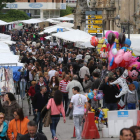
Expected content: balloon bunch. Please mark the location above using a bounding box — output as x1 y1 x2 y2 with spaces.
88 90 103 101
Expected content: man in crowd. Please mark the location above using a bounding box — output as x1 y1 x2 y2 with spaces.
99 77 120 110
66 75 83 100
69 86 88 140
33 86 49 134
79 63 90 84
20 121 47 140
35 76 47 94
48 65 56 81
59 74 70 113
120 128 132 140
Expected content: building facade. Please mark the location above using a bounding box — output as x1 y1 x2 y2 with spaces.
74 0 140 34
3 0 66 19
66 0 76 7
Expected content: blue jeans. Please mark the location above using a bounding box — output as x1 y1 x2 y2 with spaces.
36 112 43 132
20 81 26 99
73 115 84 140
106 103 117 110
127 103 136 110
50 116 60 138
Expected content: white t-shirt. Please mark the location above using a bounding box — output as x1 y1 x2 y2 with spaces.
71 94 87 115
48 70 57 80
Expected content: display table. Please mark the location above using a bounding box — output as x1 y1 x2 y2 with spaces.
107 110 139 137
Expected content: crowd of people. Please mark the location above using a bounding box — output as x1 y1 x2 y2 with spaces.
0 26 139 140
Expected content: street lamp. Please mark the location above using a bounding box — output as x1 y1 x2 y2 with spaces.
114 14 121 27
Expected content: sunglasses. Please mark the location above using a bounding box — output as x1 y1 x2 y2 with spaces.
0 117 4 119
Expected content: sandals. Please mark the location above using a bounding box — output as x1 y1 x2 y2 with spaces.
54 136 58 140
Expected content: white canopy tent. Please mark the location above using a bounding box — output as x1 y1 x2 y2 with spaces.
0 20 9 25
52 30 92 42
45 36 52 40
0 42 23 66
43 25 73 34
52 17 74 21
0 33 11 40
21 19 43 24
56 22 74 28
0 39 16 45
45 19 60 24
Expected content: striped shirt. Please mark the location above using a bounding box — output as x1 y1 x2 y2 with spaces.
59 79 70 93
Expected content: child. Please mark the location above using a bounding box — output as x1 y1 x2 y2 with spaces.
124 83 139 110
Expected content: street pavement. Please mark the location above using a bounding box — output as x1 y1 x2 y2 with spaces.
19 97 118 140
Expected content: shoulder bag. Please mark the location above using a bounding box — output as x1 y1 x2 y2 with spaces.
16 121 24 140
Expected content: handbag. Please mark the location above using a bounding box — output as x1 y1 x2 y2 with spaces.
16 121 24 140
42 99 52 127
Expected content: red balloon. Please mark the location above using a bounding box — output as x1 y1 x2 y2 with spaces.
119 60 129 68
109 62 118 70
90 36 99 46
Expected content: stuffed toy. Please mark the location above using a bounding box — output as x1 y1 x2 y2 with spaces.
110 69 132 98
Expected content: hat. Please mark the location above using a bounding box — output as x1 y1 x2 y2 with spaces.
124 38 131 47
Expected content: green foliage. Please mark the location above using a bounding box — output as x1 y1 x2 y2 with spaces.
0 0 16 12
60 6 73 17
0 9 30 22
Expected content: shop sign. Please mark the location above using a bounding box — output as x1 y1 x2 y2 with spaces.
57 28 63 32
118 111 129 117
29 3 43 8
6 4 18 9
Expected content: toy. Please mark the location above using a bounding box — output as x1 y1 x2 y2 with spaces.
88 92 94 99
100 44 108 58
128 67 139 80
110 69 132 98
98 109 104 121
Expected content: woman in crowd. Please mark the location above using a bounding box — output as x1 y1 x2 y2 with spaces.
0 112 8 140
49 76 59 97
7 108 29 140
68 65 75 80
88 60 97 75
3 92 20 124
47 90 66 140
130 126 140 140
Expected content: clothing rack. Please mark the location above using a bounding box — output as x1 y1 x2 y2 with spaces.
0 63 21 105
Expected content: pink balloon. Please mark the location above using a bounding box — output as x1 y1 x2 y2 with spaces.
115 54 123 64
128 62 140 71
129 57 139 64
123 51 132 61
128 70 139 80
117 49 125 56
105 30 113 39
113 31 119 39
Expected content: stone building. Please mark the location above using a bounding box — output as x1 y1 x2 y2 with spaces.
74 0 140 34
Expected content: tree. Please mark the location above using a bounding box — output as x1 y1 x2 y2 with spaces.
0 9 30 22
0 0 15 12
60 6 73 17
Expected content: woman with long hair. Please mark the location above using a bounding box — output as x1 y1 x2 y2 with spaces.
47 90 66 140
7 108 29 140
3 93 20 123
49 76 59 97
0 112 8 140
88 60 97 75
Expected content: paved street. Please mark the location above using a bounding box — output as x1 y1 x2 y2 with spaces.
19 97 118 140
